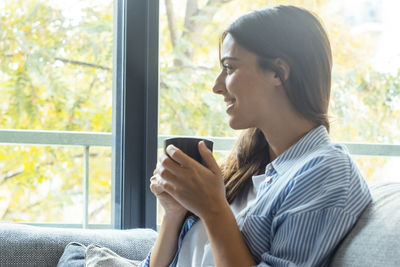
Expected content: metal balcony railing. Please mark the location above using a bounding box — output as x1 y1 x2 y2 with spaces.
0 130 112 229
1 129 400 228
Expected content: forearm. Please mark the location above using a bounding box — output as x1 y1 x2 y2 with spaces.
202 202 256 267
149 213 185 267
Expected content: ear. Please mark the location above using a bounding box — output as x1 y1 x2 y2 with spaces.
274 58 290 82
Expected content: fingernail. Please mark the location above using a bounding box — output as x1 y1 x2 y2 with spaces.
167 144 178 153
199 141 205 149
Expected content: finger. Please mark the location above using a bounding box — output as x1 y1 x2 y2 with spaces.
150 174 175 195
165 144 192 167
154 162 163 175
162 148 200 175
150 178 164 195
157 161 180 184
198 141 220 174
150 175 159 183
152 174 177 197
159 153 185 176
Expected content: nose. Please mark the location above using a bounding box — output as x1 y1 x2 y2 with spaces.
212 69 226 95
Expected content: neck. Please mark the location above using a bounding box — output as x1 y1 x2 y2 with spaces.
262 117 316 162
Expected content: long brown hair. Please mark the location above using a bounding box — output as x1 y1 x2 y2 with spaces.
221 6 332 204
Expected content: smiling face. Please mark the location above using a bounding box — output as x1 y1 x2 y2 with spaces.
213 34 283 130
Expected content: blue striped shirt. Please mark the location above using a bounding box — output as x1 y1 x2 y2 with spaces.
140 126 372 267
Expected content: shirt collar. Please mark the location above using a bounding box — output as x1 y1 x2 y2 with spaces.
266 125 331 176
252 173 266 189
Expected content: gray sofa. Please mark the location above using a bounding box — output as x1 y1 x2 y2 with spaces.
0 182 399 267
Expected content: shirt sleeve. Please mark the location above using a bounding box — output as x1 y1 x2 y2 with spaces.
138 250 151 267
254 208 357 267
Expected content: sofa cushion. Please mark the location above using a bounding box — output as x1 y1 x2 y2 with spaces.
331 182 400 267
0 223 157 267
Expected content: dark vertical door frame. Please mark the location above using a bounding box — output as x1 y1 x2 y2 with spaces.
112 0 159 230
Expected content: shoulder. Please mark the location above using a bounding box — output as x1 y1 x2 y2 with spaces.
281 143 371 214
290 142 354 184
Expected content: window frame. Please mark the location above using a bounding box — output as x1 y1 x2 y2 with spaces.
112 0 159 230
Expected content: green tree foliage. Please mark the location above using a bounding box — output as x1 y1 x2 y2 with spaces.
0 0 113 223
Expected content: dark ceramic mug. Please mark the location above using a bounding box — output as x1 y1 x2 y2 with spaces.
164 137 213 166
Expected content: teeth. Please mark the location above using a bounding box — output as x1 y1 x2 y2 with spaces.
226 103 234 109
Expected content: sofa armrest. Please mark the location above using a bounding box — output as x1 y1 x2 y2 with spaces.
331 182 400 267
0 223 157 266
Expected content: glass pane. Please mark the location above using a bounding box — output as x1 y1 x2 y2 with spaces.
158 0 400 225
0 0 113 226
353 155 400 184
0 145 84 223
88 147 111 225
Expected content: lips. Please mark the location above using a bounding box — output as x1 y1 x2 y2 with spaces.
224 97 236 112
226 103 234 109
225 100 235 112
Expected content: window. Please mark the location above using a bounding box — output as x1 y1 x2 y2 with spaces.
0 0 158 229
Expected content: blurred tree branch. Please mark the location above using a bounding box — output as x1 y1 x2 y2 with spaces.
165 0 177 48
54 57 111 71
164 0 233 67
3 54 111 71
183 0 233 60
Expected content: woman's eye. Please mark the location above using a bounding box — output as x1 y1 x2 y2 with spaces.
223 64 234 73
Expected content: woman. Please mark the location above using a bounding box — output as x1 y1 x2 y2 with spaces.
58 5 371 267
146 5 371 267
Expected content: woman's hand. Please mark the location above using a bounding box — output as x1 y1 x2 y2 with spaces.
150 169 187 219
149 171 188 267
157 141 227 220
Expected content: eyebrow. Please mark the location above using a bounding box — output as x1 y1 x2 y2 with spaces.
220 56 239 64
